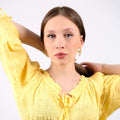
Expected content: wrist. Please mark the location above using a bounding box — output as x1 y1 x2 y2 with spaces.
101 64 105 74
101 64 112 75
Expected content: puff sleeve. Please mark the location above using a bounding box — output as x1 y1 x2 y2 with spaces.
0 9 40 87
100 73 120 119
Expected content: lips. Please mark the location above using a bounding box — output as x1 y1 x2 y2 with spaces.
55 52 67 58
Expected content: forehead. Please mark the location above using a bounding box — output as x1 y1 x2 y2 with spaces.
44 15 79 32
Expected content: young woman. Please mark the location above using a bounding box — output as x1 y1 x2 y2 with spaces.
0 7 120 120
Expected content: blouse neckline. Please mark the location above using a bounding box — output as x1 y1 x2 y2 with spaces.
44 70 88 98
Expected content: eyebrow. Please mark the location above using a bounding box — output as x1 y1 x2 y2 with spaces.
63 28 76 32
45 30 55 33
45 28 76 33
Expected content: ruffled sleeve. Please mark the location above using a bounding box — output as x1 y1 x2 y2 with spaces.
0 9 40 87
100 73 120 119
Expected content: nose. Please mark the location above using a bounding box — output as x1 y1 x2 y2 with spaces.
55 36 65 49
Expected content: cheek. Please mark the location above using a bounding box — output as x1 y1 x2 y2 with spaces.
68 44 78 57
44 41 53 55
68 41 80 55
44 39 49 50
70 41 79 50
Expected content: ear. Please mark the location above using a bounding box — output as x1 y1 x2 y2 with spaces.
79 35 84 48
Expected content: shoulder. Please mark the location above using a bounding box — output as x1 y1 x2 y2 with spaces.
87 72 104 84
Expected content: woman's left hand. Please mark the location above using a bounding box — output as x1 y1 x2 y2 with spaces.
80 62 120 75
80 62 103 74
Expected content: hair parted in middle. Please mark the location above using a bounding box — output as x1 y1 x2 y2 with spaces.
40 6 86 44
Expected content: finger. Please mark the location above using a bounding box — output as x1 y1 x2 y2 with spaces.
80 62 89 66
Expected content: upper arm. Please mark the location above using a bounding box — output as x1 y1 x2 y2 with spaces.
12 21 44 52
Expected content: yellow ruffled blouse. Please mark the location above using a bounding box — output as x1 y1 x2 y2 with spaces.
0 10 120 120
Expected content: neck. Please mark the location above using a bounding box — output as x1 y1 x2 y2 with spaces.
47 62 81 82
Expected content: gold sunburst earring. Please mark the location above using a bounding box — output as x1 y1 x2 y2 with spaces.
78 48 81 56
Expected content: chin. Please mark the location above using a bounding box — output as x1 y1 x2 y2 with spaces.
54 60 72 66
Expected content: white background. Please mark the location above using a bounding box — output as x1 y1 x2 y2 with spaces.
0 0 120 119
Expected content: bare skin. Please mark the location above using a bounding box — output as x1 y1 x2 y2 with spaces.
12 21 44 52
81 62 120 75
12 21 89 76
44 15 83 94
12 18 120 94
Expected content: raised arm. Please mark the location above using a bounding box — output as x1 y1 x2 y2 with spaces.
102 64 120 75
80 62 120 75
12 21 44 52
0 11 44 85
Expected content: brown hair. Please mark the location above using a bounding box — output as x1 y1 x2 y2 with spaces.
40 6 86 44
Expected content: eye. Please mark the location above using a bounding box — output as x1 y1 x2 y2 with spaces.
47 34 56 38
64 33 73 38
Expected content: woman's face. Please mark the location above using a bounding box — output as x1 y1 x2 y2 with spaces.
44 15 83 65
